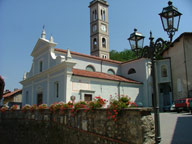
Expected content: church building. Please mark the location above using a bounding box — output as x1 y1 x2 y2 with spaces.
20 0 164 107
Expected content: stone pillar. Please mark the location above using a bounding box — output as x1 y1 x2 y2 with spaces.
63 61 76 103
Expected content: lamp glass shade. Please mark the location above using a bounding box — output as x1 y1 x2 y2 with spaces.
159 1 182 33
128 29 144 50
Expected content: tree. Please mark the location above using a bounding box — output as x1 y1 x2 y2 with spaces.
110 49 136 62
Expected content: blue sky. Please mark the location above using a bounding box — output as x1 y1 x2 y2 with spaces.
0 0 191 91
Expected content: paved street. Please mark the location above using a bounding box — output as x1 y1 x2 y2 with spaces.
157 112 192 144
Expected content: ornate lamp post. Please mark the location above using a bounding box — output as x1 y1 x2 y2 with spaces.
159 1 182 42
128 1 182 144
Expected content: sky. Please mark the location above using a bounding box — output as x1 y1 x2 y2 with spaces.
0 0 191 91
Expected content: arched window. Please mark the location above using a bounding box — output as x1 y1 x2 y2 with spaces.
128 68 136 75
161 65 168 77
102 38 106 48
95 10 97 20
92 10 97 21
93 38 97 49
86 65 95 72
101 9 105 21
92 11 95 21
107 69 115 75
102 55 107 59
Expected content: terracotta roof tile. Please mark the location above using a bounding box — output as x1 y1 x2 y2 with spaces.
3 89 22 98
72 69 142 84
55 48 122 64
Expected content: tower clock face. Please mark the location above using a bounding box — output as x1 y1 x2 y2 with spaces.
92 24 97 32
101 24 106 32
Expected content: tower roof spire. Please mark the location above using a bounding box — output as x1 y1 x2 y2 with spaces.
41 25 46 39
89 0 108 7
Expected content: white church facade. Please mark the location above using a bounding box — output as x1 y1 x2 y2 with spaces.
21 0 172 108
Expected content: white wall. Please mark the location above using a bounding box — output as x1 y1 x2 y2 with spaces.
71 76 143 107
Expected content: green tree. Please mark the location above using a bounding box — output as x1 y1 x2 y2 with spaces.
110 49 136 62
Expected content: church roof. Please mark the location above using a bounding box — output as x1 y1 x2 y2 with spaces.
72 69 142 84
55 48 122 64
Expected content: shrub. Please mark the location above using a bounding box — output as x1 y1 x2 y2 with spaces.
38 104 47 112
30 104 37 112
22 104 31 112
0 105 9 112
107 95 136 121
10 105 18 111
88 96 107 109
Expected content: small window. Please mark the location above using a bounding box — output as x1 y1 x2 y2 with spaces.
107 69 115 75
161 65 168 77
84 94 92 102
102 38 106 48
86 65 95 72
39 61 43 72
54 82 59 98
128 68 136 75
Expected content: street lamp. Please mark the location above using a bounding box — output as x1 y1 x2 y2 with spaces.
128 1 182 144
159 1 182 42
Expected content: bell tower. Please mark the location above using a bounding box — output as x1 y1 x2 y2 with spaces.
89 0 109 59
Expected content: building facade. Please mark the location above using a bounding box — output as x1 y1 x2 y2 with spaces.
163 33 192 100
2 89 22 108
21 0 175 108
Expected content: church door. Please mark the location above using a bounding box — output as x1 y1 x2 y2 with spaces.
37 93 43 106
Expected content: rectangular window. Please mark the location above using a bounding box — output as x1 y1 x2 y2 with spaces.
54 82 59 98
84 94 92 102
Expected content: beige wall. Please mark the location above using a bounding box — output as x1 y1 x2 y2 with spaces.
163 34 192 100
184 35 192 96
4 93 22 104
13 93 22 102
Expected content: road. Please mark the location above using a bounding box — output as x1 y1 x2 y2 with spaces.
157 112 192 144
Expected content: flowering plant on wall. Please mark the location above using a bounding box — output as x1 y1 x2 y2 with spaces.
30 104 37 112
0 105 9 112
75 101 87 109
107 95 137 121
38 104 47 112
49 101 73 114
10 105 18 111
60 102 74 114
88 96 107 109
21 104 31 112
72 101 88 114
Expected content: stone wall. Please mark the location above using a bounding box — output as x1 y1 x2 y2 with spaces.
0 108 155 144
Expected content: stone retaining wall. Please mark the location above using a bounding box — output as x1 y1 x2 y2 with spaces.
0 108 155 144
